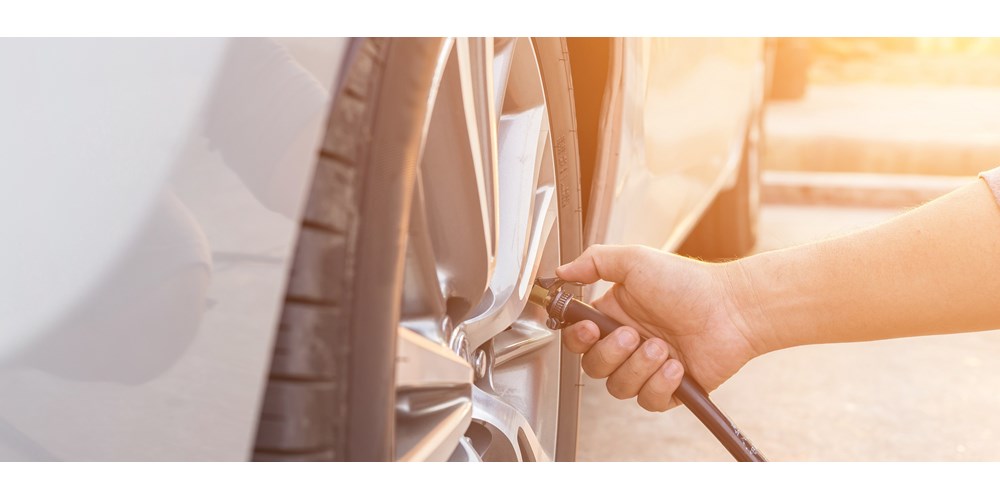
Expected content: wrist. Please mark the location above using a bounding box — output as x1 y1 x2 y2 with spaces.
718 257 787 356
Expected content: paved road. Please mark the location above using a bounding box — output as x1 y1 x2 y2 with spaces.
577 202 1000 461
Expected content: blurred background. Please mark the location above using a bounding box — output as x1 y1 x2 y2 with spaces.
579 37 1000 461
766 37 1000 178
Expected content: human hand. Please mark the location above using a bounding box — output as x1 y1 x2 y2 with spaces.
557 245 768 411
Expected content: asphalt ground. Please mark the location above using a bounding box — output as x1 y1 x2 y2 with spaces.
577 200 1000 461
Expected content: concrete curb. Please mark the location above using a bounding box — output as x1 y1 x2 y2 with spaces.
762 171 976 208
763 85 1000 177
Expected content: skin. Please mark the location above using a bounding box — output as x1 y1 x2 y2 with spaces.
558 179 1000 412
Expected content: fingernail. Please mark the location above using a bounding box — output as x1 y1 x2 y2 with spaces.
617 330 639 349
662 360 682 379
579 326 599 343
643 341 664 358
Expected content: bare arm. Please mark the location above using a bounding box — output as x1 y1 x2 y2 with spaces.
556 178 1000 412
736 179 1000 353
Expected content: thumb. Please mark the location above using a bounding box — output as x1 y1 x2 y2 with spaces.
556 244 643 285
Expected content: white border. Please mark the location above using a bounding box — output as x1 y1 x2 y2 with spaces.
3 0 1000 36
2 462 997 499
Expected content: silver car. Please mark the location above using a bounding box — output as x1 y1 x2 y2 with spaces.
0 37 765 461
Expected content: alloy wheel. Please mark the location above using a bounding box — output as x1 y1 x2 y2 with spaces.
394 37 569 462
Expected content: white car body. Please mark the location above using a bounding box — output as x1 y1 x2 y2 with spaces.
1 38 348 459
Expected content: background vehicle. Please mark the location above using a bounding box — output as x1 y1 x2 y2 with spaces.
0 37 764 461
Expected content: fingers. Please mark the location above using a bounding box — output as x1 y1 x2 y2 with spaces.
605 337 671 400
561 320 600 354
580 326 640 379
567 321 686 413
555 244 647 285
637 359 684 412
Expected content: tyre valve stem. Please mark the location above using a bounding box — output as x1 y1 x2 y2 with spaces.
529 277 767 462
529 277 575 330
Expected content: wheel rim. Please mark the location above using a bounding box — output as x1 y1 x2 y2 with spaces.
394 37 563 462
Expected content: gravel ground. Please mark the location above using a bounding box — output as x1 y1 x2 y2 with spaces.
577 201 1000 461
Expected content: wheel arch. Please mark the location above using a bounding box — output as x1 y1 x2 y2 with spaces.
565 37 615 229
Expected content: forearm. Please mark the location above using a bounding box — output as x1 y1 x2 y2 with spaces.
731 179 1000 353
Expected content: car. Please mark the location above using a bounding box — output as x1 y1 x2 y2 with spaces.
0 37 765 461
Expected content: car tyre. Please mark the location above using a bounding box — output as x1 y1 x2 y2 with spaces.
253 37 583 462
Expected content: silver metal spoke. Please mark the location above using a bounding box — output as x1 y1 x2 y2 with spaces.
492 38 516 114
486 291 561 458
395 327 472 393
463 179 556 349
471 386 549 462
458 37 500 270
493 320 557 367
498 39 546 115
419 38 456 142
420 40 498 320
400 172 448 342
448 436 482 462
395 328 473 462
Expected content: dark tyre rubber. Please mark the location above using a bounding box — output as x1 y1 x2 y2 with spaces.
253 38 443 461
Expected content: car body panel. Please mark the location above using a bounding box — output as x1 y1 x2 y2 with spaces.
586 38 763 253
0 38 348 459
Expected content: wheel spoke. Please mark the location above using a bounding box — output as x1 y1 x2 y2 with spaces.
463 178 556 349
448 436 482 462
492 38 516 114
487 303 561 459
458 37 500 270
419 40 501 322
493 319 556 367
395 328 473 462
471 386 549 462
400 171 448 342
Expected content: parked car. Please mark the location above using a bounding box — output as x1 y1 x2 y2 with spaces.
0 37 765 461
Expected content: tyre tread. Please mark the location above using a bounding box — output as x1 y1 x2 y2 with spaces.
252 38 389 460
